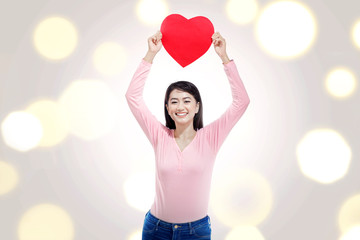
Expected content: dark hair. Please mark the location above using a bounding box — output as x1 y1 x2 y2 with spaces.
164 81 203 130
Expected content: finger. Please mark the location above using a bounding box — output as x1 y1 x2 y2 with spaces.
152 38 157 45
212 32 219 39
154 31 162 40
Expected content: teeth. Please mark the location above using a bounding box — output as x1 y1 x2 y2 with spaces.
176 113 187 116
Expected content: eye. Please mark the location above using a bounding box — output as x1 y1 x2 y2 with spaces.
185 101 191 103
171 101 177 104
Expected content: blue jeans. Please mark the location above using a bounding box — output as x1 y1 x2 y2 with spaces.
142 210 212 240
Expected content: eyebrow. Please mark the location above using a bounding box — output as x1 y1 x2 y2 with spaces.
170 97 191 100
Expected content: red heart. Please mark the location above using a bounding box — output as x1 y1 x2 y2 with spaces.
160 14 214 67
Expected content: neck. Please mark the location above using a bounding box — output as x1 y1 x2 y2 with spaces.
174 123 196 139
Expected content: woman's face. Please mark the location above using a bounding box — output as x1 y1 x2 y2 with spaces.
166 89 199 127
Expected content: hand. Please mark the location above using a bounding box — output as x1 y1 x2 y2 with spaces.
148 31 163 53
212 32 230 64
144 31 162 63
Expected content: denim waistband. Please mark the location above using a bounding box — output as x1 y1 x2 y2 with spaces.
145 210 210 230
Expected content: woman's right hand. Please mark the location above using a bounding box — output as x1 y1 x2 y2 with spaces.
144 31 162 63
148 31 163 53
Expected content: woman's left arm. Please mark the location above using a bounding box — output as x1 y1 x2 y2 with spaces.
205 32 250 154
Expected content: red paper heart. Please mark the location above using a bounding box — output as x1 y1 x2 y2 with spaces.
160 14 214 67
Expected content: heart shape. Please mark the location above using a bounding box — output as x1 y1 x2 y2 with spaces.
160 14 214 67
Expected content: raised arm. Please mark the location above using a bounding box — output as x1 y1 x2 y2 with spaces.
205 32 250 154
125 31 165 147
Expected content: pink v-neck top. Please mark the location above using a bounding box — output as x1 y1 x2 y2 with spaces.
125 59 250 223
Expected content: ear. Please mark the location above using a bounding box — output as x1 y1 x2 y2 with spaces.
196 102 200 113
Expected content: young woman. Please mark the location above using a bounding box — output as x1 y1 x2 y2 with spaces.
125 31 250 240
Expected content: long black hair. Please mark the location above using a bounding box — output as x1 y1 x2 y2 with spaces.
164 81 203 130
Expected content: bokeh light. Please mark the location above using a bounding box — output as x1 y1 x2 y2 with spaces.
93 42 127 76
127 229 142 240
25 99 69 147
225 0 259 25
210 168 273 227
123 171 155 212
58 80 120 140
340 225 360 240
136 0 169 25
33 16 78 60
325 68 357 98
338 194 360 233
1 111 43 152
225 226 265 240
296 129 352 184
0 161 19 195
255 1 317 58
352 20 360 49
18 204 74 240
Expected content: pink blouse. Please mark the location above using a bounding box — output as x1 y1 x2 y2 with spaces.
125 59 250 223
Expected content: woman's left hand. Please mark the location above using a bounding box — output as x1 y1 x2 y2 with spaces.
212 32 230 64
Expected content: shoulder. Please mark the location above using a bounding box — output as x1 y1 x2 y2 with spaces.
162 125 174 137
196 126 207 137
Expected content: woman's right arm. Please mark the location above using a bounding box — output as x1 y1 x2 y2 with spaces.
125 31 164 147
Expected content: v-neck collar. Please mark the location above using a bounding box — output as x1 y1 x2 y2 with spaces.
171 129 198 153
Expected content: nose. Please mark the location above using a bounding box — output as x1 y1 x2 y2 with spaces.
177 102 185 111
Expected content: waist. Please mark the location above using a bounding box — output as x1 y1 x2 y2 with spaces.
146 210 210 229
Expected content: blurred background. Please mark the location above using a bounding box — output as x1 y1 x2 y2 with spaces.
1 0 359 239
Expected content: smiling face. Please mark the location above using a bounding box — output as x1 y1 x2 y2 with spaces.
166 89 200 127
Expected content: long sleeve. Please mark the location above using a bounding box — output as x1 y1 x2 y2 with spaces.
125 59 164 148
205 60 250 154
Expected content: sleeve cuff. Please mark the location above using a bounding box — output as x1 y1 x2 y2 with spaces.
223 59 235 68
141 58 153 67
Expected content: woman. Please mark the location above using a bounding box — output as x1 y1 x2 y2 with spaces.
125 31 250 240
